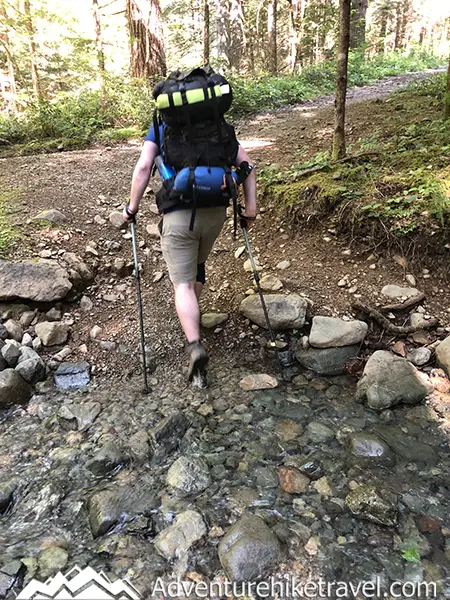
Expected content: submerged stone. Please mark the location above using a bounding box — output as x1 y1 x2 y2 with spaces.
0 369 32 407
219 513 281 581
166 456 211 497
154 510 207 560
54 361 90 390
346 483 398 526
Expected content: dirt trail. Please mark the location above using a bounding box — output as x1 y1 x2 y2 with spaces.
0 69 448 383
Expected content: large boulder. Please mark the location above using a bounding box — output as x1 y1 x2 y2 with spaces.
436 335 450 377
356 350 431 411
309 316 368 348
218 514 281 581
0 369 32 407
240 294 308 330
295 345 359 375
0 259 72 302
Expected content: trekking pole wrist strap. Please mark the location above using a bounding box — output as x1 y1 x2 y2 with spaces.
125 204 137 219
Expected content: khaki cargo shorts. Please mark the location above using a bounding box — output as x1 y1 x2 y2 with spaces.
160 206 227 284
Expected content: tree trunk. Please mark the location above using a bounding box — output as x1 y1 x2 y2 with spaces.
288 0 302 73
126 0 166 78
349 0 368 48
332 0 350 161
92 0 106 74
445 54 450 119
0 0 17 112
228 0 244 71
377 10 388 53
203 0 210 64
267 0 277 74
23 0 41 100
214 0 227 65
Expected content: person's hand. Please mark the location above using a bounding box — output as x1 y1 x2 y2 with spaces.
123 204 137 225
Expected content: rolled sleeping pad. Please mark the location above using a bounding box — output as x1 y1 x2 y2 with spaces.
174 166 239 196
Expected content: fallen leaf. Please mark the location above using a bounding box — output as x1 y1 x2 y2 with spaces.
392 340 407 357
393 254 408 269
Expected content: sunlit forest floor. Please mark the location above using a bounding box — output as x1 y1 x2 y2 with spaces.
0 69 448 380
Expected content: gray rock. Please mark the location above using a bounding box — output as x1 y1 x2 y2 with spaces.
201 313 229 328
35 209 67 224
80 295 93 312
381 284 420 299
0 324 7 340
57 401 101 430
218 513 281 581
166 456 211 497
15 346 46 384
348 433 394 465
61 252 94 284
86 441 127 476
0 480 17 513
1 342 21 367
46 307 62 322
54 361 90 390
436 335 450 377
146 223 160 238
407 347 431 366
38 546 69 580
295 345 359 375
0 259 72 302
109 211 126 229
306 421 335 443
4 319 23 342
356 351 431 410
0 561 25 598
375 427 438 465
32 337 42 352
0 369 32 406
410 313 429 329
87 483 158 538
0 356 7 372
155 510 206 560
259 274 283 291
309 316 368 348
240 294 308 330
19 310 37 328
128 430 151 462
345 484 398 526
21 332 33 347
149 413 190 461
35 322 69 346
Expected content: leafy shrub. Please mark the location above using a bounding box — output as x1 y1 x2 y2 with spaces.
0 49 445 151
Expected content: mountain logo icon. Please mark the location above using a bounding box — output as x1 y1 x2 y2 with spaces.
16 565 141 599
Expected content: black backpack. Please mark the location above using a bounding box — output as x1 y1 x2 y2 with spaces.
152 66 240 230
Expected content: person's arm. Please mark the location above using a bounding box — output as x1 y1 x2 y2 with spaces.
123 140 159 222
235 145 257 228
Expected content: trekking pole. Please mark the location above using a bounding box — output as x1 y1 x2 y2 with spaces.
241 223 280 353
130 220 150 394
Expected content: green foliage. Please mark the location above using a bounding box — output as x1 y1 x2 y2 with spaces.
0 49 445 154
401 545 421 563
267 74 450 248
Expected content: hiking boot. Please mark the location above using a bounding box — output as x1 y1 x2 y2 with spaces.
187 341 209 382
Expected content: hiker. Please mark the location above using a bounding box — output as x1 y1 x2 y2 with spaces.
123 67 257 383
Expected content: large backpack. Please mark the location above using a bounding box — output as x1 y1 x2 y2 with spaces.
152 66 240 230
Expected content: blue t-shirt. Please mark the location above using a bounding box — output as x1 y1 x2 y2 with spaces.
145 124 164 151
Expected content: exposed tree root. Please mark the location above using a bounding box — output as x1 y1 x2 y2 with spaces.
380 292 426 313
352 301 439 334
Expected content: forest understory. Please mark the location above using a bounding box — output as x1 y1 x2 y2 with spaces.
0 70 448 380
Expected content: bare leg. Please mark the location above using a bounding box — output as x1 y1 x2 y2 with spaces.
194 281 203 300
174 282 201 343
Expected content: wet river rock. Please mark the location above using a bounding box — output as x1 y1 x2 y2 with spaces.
218 513 282 581
436 335 450 377
0 369 32 407
345 483 398 526
166 456 211 497
149 412 190 462
295 345 360 375
154 510 207 560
